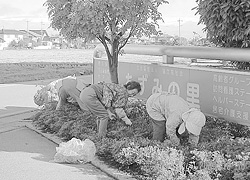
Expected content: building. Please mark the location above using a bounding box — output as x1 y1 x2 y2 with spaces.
0 29 25 45
20 29 50 42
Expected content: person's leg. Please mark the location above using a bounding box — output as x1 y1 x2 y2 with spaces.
151 119 166 142
80 87 109 137
56 78 78 110
56 80 69 110
96 117 109 137
146 100 166 142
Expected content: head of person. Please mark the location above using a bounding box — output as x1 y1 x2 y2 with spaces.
124 81 141 97
178 108 206 136
33 86 49 106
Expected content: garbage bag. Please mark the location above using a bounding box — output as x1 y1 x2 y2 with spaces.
53 138 96 164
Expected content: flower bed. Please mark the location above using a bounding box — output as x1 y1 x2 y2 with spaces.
31 99 250 180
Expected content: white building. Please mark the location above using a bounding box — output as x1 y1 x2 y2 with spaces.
0 29 25 45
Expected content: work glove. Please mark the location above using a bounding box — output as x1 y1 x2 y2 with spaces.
107 109 116 120
122 116 132 126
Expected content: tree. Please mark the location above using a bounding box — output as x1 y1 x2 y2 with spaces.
45 0 168 83
195 0 250 69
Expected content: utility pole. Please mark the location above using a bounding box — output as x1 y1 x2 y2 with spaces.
177 19 183 45
40 21 45 43
26 21 29 39
26 21 29 32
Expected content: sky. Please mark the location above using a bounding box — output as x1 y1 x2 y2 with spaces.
0 0 206 38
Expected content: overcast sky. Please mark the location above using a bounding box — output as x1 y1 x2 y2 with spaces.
0 0 48 22
0 0 204 38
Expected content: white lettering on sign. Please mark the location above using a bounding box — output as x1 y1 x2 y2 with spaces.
168 82 180 96
243 112 249 121
162 68 183 77
152 78 162 94
186 83 200 109
212 105 249 120
138 74 148 95
246 78 250 86
137 65 155 73
126 73 132 82
212 73 250 121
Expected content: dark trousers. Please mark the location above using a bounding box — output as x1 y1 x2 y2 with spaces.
151 119 166 142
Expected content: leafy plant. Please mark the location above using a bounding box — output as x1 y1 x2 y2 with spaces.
45 0 168 83
195 0 250 70
31 99 250 180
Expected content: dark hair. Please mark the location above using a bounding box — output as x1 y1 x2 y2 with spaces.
124 81 141 93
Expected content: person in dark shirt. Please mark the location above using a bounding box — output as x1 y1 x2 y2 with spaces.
79 81 141 137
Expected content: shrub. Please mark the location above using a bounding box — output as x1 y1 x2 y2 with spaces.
31 98 250 180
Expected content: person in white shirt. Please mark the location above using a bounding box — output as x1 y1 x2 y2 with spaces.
146 92 206 146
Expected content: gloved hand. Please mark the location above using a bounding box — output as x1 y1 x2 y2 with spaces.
107 109 116 120
108 112 116 120
122 117 132 126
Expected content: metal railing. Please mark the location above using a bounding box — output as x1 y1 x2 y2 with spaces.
94 44 250 64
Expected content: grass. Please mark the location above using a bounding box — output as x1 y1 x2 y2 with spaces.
1 48 245 84
0 62 93 84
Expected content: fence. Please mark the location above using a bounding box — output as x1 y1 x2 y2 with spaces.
93 44 250 126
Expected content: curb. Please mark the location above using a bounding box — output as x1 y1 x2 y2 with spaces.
0 109 38 119
25 123 136 180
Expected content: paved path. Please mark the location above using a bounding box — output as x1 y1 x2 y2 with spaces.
0 113 113 180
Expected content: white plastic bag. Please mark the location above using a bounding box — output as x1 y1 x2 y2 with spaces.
54 138 96 164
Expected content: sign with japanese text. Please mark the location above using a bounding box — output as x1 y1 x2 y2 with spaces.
93 59 250 126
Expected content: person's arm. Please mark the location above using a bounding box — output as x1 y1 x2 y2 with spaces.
102 84 114 108
165 112 182 146
115 108 132 125
188 133 199 147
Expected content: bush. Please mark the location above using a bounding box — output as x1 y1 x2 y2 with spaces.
31 98 250 180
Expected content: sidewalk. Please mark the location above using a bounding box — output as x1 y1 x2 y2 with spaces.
0 113 113 180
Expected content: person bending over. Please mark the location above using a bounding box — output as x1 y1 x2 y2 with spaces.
146 92 206 146
55 76 90 110
79 81 141 137
34 75 89 107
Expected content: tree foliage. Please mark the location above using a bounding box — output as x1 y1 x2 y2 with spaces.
45 0 168 83
195 0 250 48
195 0 250 70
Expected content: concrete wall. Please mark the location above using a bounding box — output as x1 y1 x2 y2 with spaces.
93 44 250 126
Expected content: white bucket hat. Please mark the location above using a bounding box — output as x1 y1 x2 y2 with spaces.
178 108 206 136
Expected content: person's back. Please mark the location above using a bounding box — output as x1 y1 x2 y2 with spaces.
163 94 189 118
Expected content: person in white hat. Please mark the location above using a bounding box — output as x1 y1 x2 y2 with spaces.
146 92 206 146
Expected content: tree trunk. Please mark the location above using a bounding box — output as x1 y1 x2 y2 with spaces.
108 40 119 84
109 62 119 83
102 37 119 84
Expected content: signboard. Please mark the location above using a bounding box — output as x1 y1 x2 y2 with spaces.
94 59 250 126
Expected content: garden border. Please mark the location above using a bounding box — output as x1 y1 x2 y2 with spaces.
25 122 137 180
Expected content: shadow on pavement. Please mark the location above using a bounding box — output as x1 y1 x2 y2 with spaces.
0 127 57 162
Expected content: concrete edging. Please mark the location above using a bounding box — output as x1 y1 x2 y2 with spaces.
0 109 38 119
25 123 136 180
